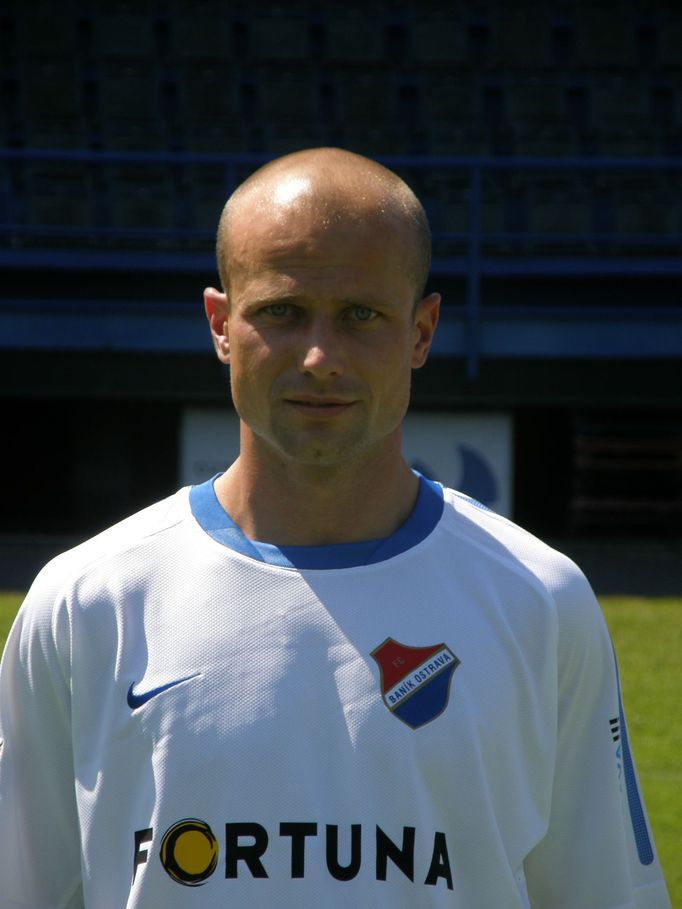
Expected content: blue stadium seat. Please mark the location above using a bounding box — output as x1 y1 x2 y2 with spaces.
24 118 90 149
106 166 176 230
549 15 576 66
483 186 509 241
0 162 21 227
411 10 468 66
489 4 551 67
426 122 488 156
91 11 157 58
184 164 235 233
384 17 410 65
333 69 397 127
266 123 327 156
175 61 241 123
572 1 635 66
649 81 675 131
18 58 83 122
98 117 168 151
10 0 78 57
513 127 576 157
418 171 472 237
97 59 160 120
250 7 311 61
564 81 591 131
427 170 507 243
181 120 249 154
602 128 662 157
526 175 593 241
396 77 422 131
662 125 682 156
325 7 385 63
165 1 234 60
23 162 92 230
657 7 682 66
612 174 675 237
337 124 411 157
256 66 319 126
590 74 649 131
421 72 477 126
506 75 564 129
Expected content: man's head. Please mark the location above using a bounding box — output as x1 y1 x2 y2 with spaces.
204 147 440 473
216 147 433 305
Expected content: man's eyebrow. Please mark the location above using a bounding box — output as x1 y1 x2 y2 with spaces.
244 294 387 310
243 294 302 308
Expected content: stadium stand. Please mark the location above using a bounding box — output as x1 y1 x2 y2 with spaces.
411 9 469 66
570 419 682 531
1 0 680 557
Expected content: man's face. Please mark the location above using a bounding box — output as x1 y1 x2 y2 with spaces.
208 191 438 473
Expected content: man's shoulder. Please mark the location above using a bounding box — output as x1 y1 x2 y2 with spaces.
439 484 554 553
30 487 191 597
438 486 591 599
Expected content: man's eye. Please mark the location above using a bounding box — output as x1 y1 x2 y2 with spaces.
349 305 377 322
264 303 291 317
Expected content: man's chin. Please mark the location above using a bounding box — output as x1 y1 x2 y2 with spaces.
271 433 371 471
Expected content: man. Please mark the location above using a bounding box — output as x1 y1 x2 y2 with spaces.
0 148 671 907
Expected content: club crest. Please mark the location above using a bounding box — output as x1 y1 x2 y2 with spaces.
371 638 460 729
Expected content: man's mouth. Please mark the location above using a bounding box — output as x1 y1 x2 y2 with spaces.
284 396 357 415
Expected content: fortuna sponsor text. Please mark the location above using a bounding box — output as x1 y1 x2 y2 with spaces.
133 819 454 890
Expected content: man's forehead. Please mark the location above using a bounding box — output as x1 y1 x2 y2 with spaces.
227 201 414 301
229 201 411 275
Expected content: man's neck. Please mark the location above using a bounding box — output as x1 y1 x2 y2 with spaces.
213 446 419 547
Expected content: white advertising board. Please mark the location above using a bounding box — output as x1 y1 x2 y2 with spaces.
180 407 241 487
402 412 513 517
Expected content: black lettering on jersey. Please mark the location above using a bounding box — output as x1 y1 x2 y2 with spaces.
225 822 269 878
280 822 318 878
326 824 361 881
424 831 453 890
376 825 415 882
133 818 454 890
132 828 153 883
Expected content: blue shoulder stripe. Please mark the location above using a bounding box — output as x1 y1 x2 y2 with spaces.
612 647 655 866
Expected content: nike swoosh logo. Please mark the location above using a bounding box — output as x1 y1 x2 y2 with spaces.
127 673 201 709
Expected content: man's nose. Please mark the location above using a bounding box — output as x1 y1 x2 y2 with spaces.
298 317 345 378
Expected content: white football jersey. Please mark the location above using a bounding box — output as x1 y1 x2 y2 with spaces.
0 476 671 908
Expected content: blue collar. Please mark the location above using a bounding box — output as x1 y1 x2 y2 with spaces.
189 472 444 569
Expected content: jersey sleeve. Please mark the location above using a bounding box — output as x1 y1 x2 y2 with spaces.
0 563 84 909
523 562 671 909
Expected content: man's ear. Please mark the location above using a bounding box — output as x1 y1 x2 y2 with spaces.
204 287 230 364
411 292 441 369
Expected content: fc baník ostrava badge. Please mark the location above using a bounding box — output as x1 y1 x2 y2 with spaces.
371 639 460 729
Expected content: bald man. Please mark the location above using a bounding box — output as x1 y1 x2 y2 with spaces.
203 147 440 548
0 149 670 908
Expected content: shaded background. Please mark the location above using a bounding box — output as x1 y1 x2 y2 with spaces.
1 0 680 592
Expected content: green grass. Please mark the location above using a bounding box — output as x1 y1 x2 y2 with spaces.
602 597 681 907
0 592 23 649
0 592 679 904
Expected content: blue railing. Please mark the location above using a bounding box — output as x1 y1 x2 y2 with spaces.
2 149 682 375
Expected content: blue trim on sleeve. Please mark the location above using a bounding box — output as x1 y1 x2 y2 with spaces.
189 473 444 569
612 648 655 866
